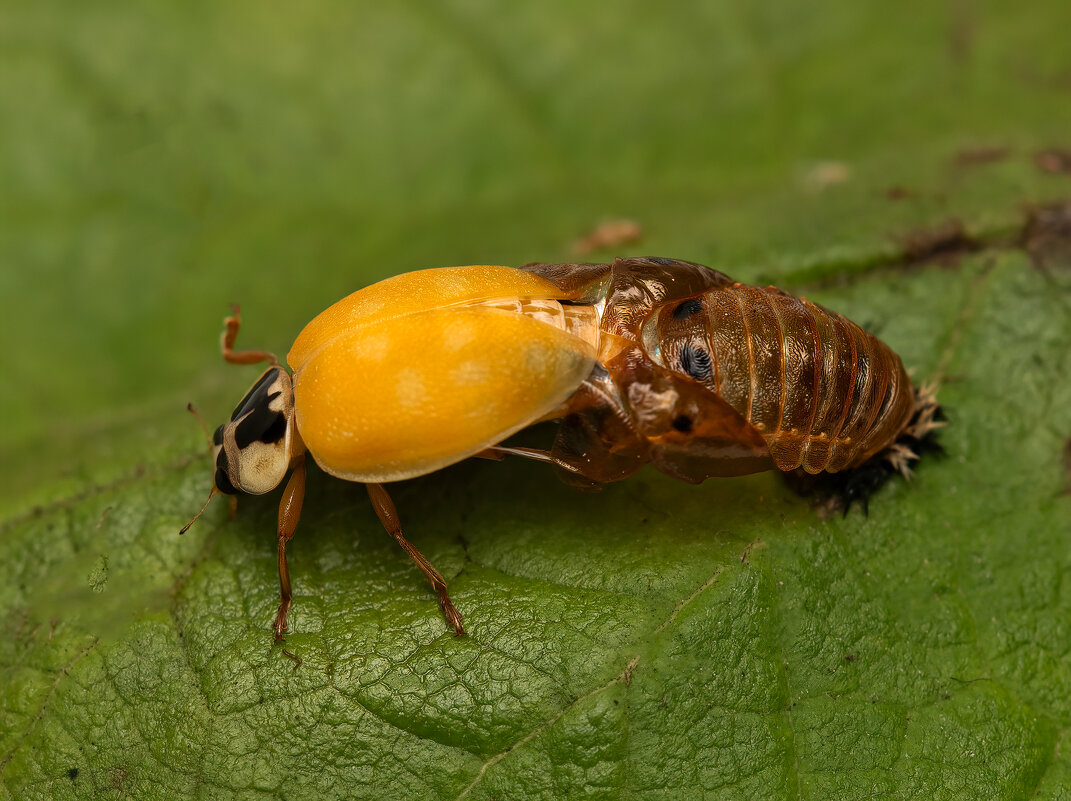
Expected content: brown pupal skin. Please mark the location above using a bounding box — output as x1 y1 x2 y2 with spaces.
524 257 916 485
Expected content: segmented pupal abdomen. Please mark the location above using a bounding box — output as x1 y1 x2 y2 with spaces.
646 282 916 474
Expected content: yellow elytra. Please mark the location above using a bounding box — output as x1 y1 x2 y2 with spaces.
288 265 599 482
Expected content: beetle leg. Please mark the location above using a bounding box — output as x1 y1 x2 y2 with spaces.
476 445 583 475
273 456 306 641
221 304 279 366
365 483 465 636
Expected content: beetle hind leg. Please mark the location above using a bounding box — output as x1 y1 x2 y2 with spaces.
365 483 465 636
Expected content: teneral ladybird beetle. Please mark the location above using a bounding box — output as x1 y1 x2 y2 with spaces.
182 258 943 641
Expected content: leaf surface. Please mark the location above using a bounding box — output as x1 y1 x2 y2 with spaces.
2 2 1071 799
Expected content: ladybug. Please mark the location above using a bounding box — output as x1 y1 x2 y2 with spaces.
183 265 602 641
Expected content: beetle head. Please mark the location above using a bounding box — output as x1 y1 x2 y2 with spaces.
213 365 298 495
181 366 300 534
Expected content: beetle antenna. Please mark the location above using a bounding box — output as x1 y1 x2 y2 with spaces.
187 402 214 452
180 488 218 535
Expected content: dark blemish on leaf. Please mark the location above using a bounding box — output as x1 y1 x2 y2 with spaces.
672 415 693 434
884 186 915 201
1021 202 1071 272
897 218 980 268
947 0 974 62
110 766 128 792
1062 438 1071 496
1035 148 1071 175
845 653 857 662
954 146 1010 166
571 219 642 255
740 539 765 564
67 768 79 781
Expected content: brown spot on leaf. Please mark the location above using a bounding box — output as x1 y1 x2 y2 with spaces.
1021 202 1071 271
885 186 915 201
1034 148 1071 175
802 161 852 192
948 0 975 63
109 766 128 792
897 218 980 268
1062 438 1071 496
954 146 1011 166
571 219 642 255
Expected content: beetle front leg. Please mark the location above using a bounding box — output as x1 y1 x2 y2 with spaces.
365 483 465 636
221 304 279 366
273 456 306 641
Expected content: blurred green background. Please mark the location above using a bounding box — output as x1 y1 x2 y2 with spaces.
3 0 1067 509
2 1 1071 799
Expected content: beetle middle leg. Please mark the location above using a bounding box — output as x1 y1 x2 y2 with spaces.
221 304 279 366
273 456 306 641
365 483 465 636
476 445 575 471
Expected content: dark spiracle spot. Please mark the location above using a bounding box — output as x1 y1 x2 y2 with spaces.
672 415 694 433
679 343 713 381
672 299 703 320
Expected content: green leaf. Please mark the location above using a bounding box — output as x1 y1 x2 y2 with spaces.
2 2 1070 799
